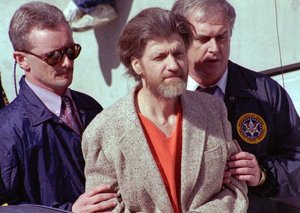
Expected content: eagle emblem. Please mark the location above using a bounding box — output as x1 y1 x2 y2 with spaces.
236 113 267 144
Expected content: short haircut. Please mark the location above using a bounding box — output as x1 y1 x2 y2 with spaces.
9 1 68 51
118 7 193 81
172 0 236 35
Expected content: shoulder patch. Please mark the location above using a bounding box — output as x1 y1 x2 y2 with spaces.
236 113 267 144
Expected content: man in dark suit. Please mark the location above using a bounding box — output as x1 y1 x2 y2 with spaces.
0 2 117 212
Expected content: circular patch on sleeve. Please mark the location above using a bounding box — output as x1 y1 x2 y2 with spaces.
236 113 267 144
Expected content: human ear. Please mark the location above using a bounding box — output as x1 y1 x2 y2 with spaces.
13 51 30 71
131 57 142 75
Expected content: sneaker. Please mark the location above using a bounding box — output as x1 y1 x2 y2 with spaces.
70 4 118 32
64 1 84 22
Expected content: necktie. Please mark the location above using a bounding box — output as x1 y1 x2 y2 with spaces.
196 85 218 95
60 95 83 135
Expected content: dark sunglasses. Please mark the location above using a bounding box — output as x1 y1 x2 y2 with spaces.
21 43 81 66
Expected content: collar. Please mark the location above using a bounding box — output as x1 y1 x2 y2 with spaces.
186 69 228 98
25 78 71 117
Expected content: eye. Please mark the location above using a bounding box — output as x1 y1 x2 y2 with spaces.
45 51 61 59
216 35 228 41
173 51 185 58
45 51 63 65
195 35 211 43
153 54 166 61
66 47 76 59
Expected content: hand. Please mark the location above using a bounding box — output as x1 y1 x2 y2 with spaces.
72 185 118 213
227 151 261 186
223 169 231 184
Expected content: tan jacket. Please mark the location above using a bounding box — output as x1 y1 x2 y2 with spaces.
82 88 248 213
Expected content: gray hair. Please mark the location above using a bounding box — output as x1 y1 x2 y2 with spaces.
172 0 236 35
118 7 193 82
9 1 68 51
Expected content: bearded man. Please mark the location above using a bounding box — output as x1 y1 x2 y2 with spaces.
82 7 248 213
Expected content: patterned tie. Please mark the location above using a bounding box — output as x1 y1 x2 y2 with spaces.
60 95 83 135
196 85 218 95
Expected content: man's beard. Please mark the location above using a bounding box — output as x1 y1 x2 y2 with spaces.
147 77 187 99
158 78 186 99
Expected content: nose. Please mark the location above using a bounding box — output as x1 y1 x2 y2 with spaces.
166 55 180 71
61 53 73 68
208 38 219 53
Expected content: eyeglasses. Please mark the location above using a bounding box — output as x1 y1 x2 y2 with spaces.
21 43 81 66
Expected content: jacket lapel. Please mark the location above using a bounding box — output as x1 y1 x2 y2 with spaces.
71 90 102 128
20 77 57 126
180 91 207 205
118 88 174 212
225 61 255 111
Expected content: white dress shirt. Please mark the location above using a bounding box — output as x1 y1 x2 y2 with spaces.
25 78 79 118
186 69 228 99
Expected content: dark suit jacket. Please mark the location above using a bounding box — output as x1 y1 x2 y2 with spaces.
225 61 300 213
0 76 102 210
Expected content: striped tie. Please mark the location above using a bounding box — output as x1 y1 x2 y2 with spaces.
196 85 218 95
60 95 83 135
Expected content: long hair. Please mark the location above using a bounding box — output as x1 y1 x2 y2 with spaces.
117 7 193 82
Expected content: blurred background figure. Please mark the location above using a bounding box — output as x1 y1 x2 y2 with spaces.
64 0 118 32
0 72 8 109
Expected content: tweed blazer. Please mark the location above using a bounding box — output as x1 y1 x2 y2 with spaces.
82 87 248 213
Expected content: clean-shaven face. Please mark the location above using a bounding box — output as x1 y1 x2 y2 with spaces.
23 23 75 95
187 12 231 83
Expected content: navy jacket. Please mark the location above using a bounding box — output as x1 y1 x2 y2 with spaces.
0 76 102 210
0 75 6 109
225 61 300 212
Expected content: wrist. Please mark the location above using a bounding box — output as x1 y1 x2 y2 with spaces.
257 165 267 186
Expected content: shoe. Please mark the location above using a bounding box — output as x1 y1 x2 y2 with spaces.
64 1 84 22
70 4 118 32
